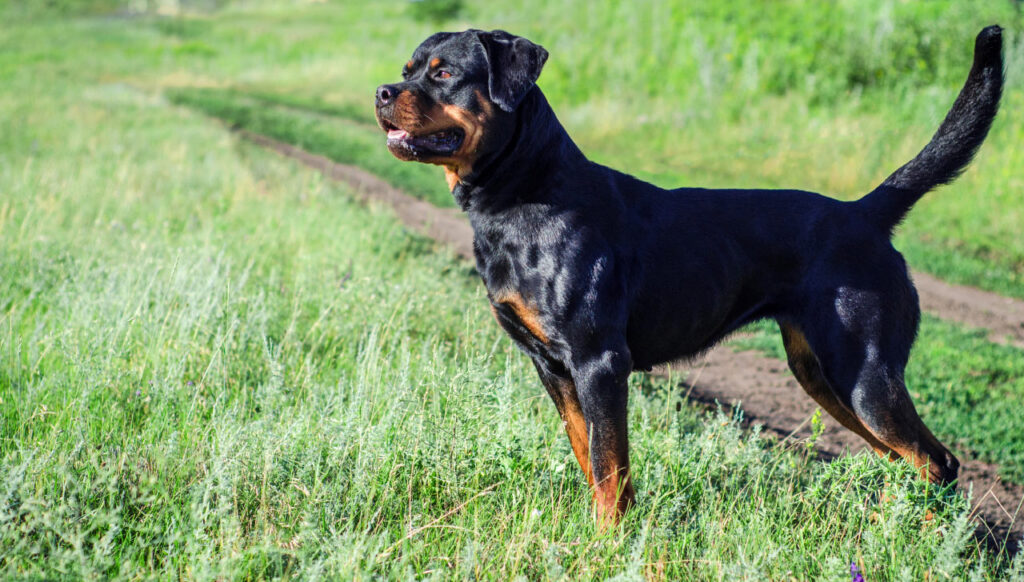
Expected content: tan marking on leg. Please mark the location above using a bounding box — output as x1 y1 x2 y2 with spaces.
861 420 954 484
867 430 934 481
539 371 633 526
780 323 894 456
591 443 635 528
538 374 593 486
780 324 957 485
559 385 594 486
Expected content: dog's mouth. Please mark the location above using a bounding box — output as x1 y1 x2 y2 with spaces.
381 119 464 157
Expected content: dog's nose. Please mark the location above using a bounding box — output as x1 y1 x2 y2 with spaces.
376 84 398 106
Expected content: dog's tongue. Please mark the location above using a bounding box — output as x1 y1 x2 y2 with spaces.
388 129 409 140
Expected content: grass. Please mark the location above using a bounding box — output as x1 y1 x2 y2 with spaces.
1 84 1019 577
154 4 1024 481
2 1 1024 578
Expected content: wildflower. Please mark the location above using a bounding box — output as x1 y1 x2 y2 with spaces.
850 562 864 582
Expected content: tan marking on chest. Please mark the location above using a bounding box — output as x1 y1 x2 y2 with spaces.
493 291 549 344
444 167 460 192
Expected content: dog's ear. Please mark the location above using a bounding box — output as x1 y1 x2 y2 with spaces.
475 30 548 112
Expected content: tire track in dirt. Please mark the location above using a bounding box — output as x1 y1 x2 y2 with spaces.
242 130 1024 551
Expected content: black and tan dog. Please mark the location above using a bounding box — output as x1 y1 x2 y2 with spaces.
374 27 1004 524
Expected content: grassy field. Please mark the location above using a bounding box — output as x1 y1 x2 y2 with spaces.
2 1 1024 579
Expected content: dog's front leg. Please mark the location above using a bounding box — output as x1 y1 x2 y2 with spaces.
572 345 636 526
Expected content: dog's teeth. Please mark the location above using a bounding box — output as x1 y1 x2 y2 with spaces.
387 129 409 140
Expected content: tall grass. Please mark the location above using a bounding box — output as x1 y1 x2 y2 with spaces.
2 4 1023 578
3 65 1013 578
472 1 1022 108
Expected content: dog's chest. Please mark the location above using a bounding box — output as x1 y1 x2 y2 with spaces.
471 216 571 357
489 290 550 346
478 251 555 353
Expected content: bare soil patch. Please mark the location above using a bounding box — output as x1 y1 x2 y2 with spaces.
242 130 1023 551
914 270 1024 349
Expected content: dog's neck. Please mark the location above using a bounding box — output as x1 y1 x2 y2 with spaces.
453 88 586 213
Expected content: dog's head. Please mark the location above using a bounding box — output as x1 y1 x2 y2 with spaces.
374 29 547 188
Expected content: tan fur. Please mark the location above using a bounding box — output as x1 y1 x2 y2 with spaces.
550 377 594 487
494 291 549 344
384 89 494 190
438 92 493 184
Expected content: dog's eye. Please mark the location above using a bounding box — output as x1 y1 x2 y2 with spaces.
437 70 452 79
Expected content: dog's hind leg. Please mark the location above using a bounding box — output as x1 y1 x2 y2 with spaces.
843 364 958 484
800 285 959 485
779 322 894 457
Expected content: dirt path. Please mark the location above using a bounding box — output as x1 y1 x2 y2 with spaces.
914 271 1024 349
242 130 1024 550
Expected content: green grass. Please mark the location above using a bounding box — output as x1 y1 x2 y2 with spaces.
162 82 1024 481
153 3 1024 482
2 2 1024 578
0 76 1019 577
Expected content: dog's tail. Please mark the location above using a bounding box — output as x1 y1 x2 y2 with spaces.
859 25 1003 234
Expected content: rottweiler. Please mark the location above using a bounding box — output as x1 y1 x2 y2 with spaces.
374 27 1004 524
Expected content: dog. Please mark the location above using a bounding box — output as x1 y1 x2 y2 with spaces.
374 27 1004 524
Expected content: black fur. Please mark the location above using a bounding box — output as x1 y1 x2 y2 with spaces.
375 27 1005 521
861 25 1004 231
476 30 549 112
